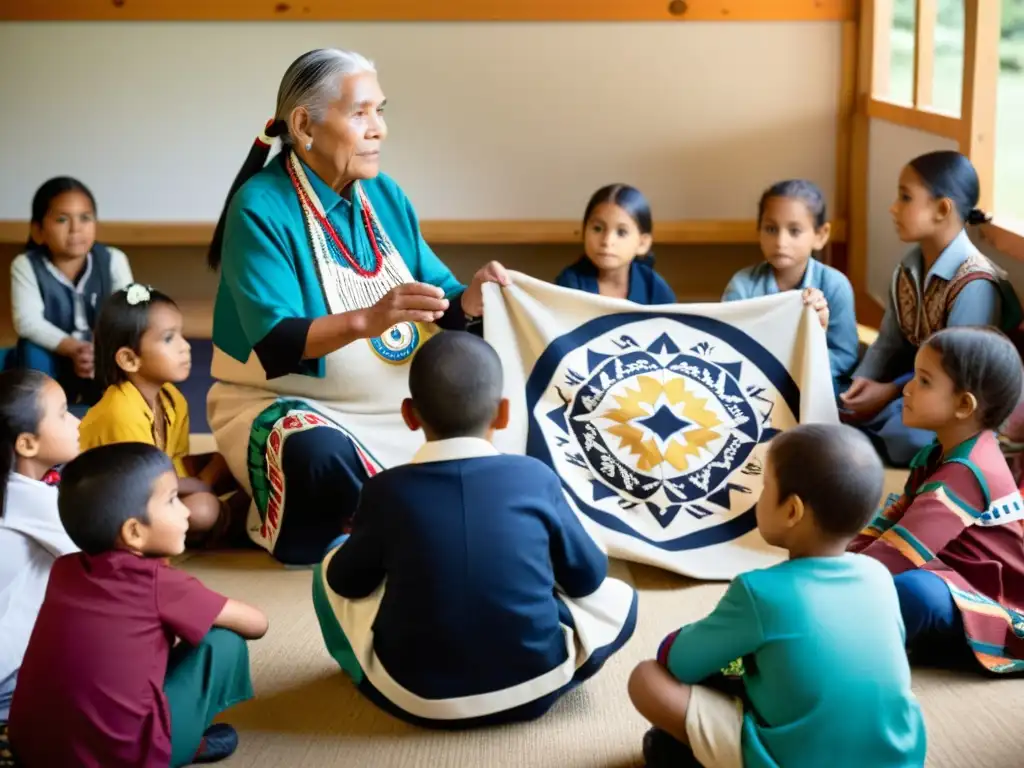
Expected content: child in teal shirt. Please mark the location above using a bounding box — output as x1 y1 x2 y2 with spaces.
628 424 925 768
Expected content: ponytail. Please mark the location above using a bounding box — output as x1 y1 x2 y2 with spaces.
966 208 992 227
0 369 48 518
207 119 287 270
637 251 656 268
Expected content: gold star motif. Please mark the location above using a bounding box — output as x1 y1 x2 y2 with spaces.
600 375 723 472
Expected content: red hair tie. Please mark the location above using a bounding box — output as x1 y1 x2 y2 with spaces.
255 118 277 148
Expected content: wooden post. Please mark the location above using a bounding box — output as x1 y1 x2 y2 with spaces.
832 19 859 273
913 0 936 108
849 0 883 324
872 0 894 99
961 0 1001 211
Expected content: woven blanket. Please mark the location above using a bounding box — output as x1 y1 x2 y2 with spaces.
484 274 839 579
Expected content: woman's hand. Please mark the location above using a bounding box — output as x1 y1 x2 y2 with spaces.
358 283 450 338
839 377 901 422
461 261 511 318
802 287 830 330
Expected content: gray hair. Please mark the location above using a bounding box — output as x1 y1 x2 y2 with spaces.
207 48 376 269
274 48 376 145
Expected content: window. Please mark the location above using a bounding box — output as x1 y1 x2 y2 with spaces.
885 0 917 104
884 0 964 113
996 0 1024 221
932 1 965 115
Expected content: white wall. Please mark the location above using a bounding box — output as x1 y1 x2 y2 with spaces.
0 21 842 222
866 119 958 301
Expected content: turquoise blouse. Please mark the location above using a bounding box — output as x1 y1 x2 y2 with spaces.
213 155 464 379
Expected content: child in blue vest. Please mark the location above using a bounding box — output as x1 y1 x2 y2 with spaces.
313 331 638 728
723 180 858 395
9 177 133 405
556 184 676 304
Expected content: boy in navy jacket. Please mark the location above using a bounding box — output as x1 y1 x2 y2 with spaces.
313 331 638 728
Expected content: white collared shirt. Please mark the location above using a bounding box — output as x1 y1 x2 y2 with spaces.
0 474 79 685
410 437 501 464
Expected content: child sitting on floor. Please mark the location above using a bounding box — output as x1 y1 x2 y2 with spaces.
79 284 232 543
850 327 1024 674
629 423 925 768
0 370 80 722
10 177 134 406
313 331 638 729
556 184 676 304
9 442 267 766
840 151 1018 466
723 180 858 395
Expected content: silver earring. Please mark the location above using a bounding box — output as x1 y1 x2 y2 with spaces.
305 141 313 151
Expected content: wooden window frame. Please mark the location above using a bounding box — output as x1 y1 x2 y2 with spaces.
864 0 965 138
851 0 1024 325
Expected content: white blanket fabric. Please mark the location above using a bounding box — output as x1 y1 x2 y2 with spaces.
484 273 839 579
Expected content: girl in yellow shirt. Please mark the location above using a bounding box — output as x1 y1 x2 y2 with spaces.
79 284 227 541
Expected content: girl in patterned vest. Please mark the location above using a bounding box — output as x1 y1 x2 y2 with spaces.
9 178 134 407
840 151 1018 467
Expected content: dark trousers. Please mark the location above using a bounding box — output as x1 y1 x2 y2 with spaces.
893 569 973 669
272 426 369 566
16 339 100 407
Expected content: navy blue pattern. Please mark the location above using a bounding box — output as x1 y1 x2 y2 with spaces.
526 312 799 551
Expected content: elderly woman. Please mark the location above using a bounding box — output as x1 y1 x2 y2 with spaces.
207 49 509 565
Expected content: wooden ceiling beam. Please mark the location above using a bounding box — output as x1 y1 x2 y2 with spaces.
2 1 857 23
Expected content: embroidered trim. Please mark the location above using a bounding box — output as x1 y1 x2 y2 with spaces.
893 253 1001 346
247 399 382 550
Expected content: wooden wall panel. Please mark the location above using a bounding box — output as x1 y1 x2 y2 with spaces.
0 219 848 248
2 1 856 23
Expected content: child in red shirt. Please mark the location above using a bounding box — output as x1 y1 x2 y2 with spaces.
8 443 268 767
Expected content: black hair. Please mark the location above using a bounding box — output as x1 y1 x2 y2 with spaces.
27 177 97 249
757 179 829 229
0 369 50 518
58 443 174 555
408 331 504 439
769 423 883 538
206 119 286 270
94 285 179 389
924 327 1023 430
582 184 656 266
907 150 990 226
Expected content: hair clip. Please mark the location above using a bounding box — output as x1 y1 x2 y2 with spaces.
126 284 152 306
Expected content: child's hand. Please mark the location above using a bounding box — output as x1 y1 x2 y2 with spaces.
72 341 95 379
461 261 511 318
801 287 829 330
839 377 901 421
